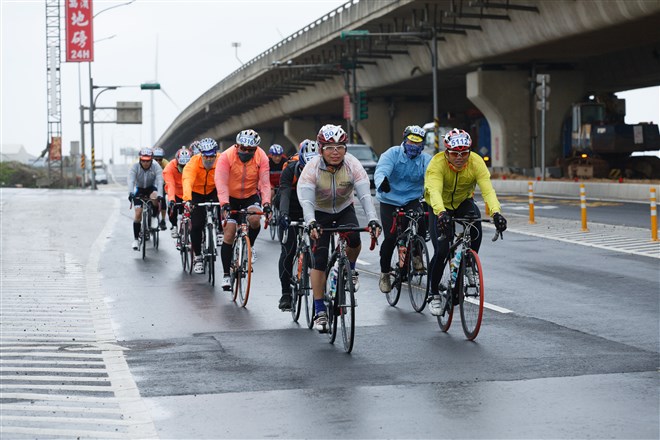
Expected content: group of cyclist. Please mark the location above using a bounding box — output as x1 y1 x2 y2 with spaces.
127 122 507 333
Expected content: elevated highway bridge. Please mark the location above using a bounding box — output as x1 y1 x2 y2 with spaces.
156 0 660 172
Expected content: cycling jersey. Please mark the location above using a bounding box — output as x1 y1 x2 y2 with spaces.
268 155 288 188
424 152 501 216
162 160 184 202
214 145 271 205
182 154 217 200
375 145 431 206
127 161 164 197
297 153 378 224
278 161 303 219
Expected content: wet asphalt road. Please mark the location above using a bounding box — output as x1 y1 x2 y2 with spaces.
2 182 657 439
93 179 659 439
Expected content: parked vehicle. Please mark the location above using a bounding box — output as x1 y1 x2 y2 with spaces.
94 168 108 184
347 144 378 188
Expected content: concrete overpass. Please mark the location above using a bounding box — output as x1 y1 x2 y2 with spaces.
156 0 660 173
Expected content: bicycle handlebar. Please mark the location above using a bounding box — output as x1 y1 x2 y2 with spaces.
390 209 428 234
450 217 503 242
221 209 270 229
321 226 378 251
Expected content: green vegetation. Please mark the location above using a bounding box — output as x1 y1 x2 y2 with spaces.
0 162 49 188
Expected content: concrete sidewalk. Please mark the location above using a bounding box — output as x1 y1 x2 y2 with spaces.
488 180 660 203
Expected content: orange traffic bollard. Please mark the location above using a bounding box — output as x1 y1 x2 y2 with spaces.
528 181 536 224
651 188 658 242
580 184 588 232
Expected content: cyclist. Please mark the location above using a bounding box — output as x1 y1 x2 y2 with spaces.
182 138 220 274
424 128 507 316
163 147 192 238
152 147 169 230
214 129 272 290
189 140 201 156
374 125 432 293
127 148 164 251
276 139 320 311
297 124 382 333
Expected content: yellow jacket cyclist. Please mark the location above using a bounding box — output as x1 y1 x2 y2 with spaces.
424 128 507 316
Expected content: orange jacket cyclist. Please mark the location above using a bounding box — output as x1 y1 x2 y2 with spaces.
424 128 507 316
214 129 272 291
182 138 220 274
163 147 192 238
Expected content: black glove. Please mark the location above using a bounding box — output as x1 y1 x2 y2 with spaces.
368 219 382 235
493 212 507 232
436 211 451 235
128 193 134 202
378 177 391 193
307 220 321 235
222 203 231 215
168 200 175 209
279 214 290 230
262 203 272 217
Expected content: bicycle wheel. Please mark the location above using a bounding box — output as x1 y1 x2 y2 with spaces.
436 255 454 332
459 249 484 341
269 207 279 240
301 249 314 328
290 250 302 322
207 224 215 286
141 209 148 260
153 227 159 249
386 248 402 307
230 240 240 302
337 257 355 353
324 253 339 342
179 221 189 271
408 235 430 312
236 235 252 307
188 229 195 275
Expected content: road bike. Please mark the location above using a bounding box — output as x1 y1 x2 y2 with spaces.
172 202 192 272
385 208 430 312
197 202 222 286
133 196 159 260
434 217 502 340
282 221 314 326
225 208 268 307
322 225 377 353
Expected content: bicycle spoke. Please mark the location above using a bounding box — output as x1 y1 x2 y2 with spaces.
386 246 402 307
436 255 453 332
459 249 484 340
408 236 430 312
338 259 355 353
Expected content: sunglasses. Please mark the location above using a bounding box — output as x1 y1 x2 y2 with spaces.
447 150 469 158
322 145 347 152
238 146 257 152
202 154 217 159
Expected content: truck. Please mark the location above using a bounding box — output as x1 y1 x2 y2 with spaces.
560 96 660 179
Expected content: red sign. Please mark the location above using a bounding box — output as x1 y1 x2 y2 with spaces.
65 0 94 62
343 94 351 119
50 136 62 161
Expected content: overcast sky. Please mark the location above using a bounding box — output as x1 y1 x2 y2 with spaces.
1 0 659 161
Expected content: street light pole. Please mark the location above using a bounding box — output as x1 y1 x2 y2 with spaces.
431 32 439 154
89 77 117 190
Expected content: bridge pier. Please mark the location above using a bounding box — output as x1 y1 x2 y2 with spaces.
356 100 430 153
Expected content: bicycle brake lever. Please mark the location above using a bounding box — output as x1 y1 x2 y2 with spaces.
492 230 503 242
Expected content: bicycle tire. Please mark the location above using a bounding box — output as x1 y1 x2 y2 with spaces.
436 255 454 332
386 248 401 307
408 235 430 312
459 249 484 340
324 252 339 343
179 221 188 271
188 232 195 275
153 227 159 249
230 240 239 302
290 250 302 322
207 223 215 286
237 235 252 307
337 257 355 353
269 207 279 240
141 208 148 260
302 249 314 328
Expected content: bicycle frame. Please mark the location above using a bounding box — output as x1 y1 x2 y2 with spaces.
197 202 221 285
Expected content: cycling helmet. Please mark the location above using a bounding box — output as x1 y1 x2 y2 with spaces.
176 147 192 165
236 129 261 148
139 148 153 160
443 128 472 151
316 124 347 145
198 137 218 156
298 139 320 166
403 125 426 143
153 147 165 159
189 140 201 155
268 144 284 155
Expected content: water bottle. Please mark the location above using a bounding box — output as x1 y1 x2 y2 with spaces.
450 248 462 283
328 266 338 298
397 239 407 268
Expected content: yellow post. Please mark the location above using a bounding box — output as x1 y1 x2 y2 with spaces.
651 187 658 242
528 181 536 224
580 183 588 232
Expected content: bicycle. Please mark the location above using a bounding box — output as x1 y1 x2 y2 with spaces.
322 224 377 353
269 204 280 241
132 195 159 260
172 202 192 272
197 202 222 286
282 221 314 326
433 217 502 340
224 208 268 307
385 208 430 312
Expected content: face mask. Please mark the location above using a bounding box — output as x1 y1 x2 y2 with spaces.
238 151 254 163
177 164 184 173
402 141 423 159
202 157 215 169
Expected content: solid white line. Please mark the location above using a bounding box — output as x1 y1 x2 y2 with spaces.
0 426 126 439
0 367 106 373
1 375 111 382
0 384 113 392
0 352 104 359
1 415 128 425
0 392 120 403
0 404 122 414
